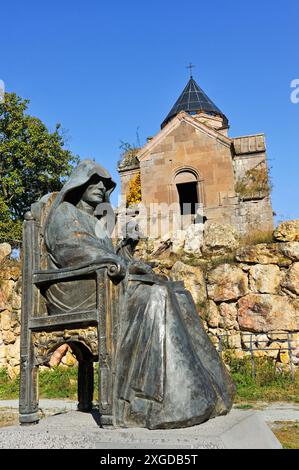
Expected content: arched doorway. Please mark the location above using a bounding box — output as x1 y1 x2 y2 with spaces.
174 170 200 215
47 340 94 412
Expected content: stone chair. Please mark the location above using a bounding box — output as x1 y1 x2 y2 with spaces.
19 194 124 425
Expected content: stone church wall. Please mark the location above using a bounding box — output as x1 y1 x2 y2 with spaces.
139 120 235 209
119 117 274 240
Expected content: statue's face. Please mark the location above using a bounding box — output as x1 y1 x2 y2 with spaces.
81 175 106 206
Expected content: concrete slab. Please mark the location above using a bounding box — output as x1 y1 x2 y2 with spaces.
0 409 282 449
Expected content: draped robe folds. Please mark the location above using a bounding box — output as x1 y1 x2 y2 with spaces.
44 162 235 429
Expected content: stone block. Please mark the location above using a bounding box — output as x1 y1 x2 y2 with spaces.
279 242 299 261
11 292 22 310
203 222 239 256
237 294 299 333
0 243 12 263
274 219 299 242
171 261 206 306
268 332 288 341
266 342 281 359
61 350 77 367
2 330 16 345
183 224 203 254
0 281 15 310
255 334 270 349
219 303 239 330
226 333 242 349
207 264 249 301
236 244 291 266
207 300 219 328
249 264 280 294
7 336 20 360
281 262 299 295
7 364 19 380
0 344 7 360
0 310 12 330
170 230 186 254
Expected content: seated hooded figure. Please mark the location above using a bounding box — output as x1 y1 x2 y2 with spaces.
44 159 235 430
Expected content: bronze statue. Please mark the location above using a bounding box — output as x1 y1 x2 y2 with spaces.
43 159 235 429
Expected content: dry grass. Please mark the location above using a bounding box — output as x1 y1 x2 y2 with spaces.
239 229 274 247
270 421 299 449
0 409 18 428
0 256 20 270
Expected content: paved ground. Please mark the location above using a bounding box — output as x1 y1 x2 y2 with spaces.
234 402 299 423
1 399 298 423
0 400 297 449
0 399 77 413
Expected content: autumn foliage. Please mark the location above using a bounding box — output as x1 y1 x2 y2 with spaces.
126 172 142 206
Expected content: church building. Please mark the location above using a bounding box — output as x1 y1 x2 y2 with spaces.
118 74 274 239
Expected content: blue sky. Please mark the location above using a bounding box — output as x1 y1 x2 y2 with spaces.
1 0 298 222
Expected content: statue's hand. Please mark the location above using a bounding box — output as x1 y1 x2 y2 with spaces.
128 260 153 275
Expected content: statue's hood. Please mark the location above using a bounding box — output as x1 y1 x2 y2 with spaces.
56 159 116 204
44 160 117 248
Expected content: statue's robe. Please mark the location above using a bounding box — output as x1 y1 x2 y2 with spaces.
45 201 235 429
44 202 118 315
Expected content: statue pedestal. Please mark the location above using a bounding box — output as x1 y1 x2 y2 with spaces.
94 410 282 449
0 409 281 449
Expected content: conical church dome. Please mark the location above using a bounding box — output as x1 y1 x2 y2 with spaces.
161 77 228 128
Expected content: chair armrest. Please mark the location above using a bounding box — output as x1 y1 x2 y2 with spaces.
33 258 126 287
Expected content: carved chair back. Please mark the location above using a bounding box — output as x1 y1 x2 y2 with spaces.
19 193 120 425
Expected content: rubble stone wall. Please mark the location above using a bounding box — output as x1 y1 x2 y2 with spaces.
0 219 298 378
150 219 299 367
0 243 22 379
0 243 78 379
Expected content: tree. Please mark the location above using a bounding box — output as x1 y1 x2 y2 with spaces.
126 172 141 206
0 92 79 243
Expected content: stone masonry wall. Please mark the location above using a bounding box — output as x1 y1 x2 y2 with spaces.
145 219 299 367
0 219 299 378
0 244 77 379
0 244 22 379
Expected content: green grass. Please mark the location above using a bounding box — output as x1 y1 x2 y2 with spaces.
224 352 299 403
38 367 79 399
0 366 96 400
0 368 20 399
234 404 254 410
0 357 298 405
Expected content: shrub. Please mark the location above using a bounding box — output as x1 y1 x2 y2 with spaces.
235 164 272 200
